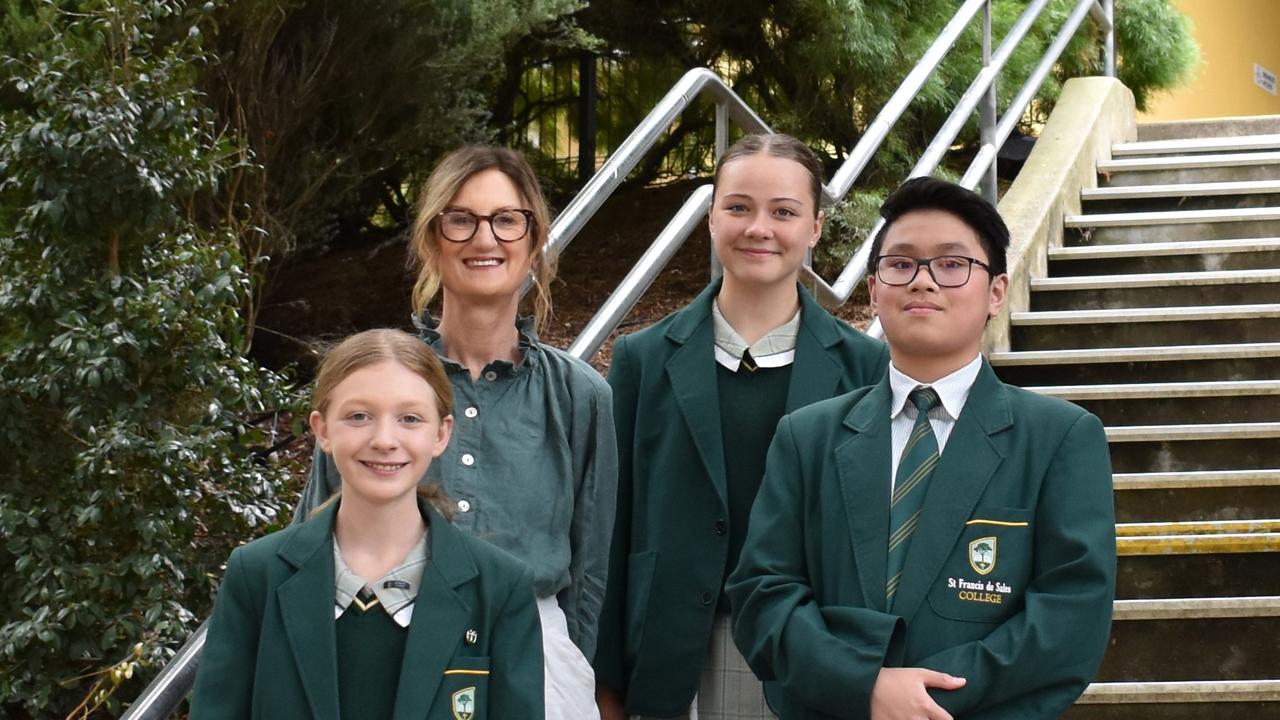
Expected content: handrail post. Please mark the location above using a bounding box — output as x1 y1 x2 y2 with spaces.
711 100 729 282
1103 0 1116 77
979 0 999 205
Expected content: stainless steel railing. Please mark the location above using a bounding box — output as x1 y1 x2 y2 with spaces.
123 1 1114 715
568 0 1114 358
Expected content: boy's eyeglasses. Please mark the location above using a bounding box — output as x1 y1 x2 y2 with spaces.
874 255 994 287
437 209 534 243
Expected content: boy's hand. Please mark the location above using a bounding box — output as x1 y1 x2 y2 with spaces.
871 667 966 720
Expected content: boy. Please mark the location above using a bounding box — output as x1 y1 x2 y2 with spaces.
726 177 1115 720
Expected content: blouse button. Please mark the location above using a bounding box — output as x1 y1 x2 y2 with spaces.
457 500 472 513
483 370 498 381
464 407 478 418
461 453 475 466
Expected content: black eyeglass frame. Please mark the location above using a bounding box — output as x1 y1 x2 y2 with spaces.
435 208 535 243
873 254 996 287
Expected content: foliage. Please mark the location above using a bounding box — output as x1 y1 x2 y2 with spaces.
0 1 304 715
553 0 1197 184
198 0 591 267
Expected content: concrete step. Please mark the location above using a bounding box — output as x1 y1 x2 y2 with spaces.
990 342 1280 385
1049 237 1280 275
1082 182 1280 213
1117 519 1280 537
1116 528 1280 601
1095 596 1280 683
1112 470 1280 524
1029 269 1280 310
1027 380 1280 425
1064 207 1280 244
1098 151 1280 187
1068 680 1280 719
1136 115 1280 142
1010 305 1280 351
1112 134 1280 158
1104 422 1280 475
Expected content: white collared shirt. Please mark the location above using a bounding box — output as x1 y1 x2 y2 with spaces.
711 299 801 371
888 355 983 490
333 531 429 628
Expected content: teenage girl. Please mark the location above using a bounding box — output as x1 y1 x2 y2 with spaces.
594 134 890 720
192 328 544 719
294 147 616 720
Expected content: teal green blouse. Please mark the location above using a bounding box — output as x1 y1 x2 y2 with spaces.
295 318 617 658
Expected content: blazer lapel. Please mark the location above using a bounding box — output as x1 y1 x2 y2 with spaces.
276 502 342 720
835 380 895 612
785 290 845 412
665 284 728 505
890 362 1012 622
392 506 478 720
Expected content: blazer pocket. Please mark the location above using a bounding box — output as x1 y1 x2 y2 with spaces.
624 550 659 669
443 656 490 720
928 506 1033 624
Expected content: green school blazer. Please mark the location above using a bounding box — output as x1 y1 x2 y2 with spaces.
593 280 889 716
191 500 545 720
726 360 1116 720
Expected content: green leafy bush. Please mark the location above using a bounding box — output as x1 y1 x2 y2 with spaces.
0 2 303 716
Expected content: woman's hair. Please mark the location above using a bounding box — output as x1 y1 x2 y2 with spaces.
712 133 826 216
408 146 556 333
312 328 455 519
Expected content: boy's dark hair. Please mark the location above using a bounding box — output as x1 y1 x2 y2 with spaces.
866 177 1010 276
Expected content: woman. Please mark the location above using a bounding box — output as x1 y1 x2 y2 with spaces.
594 134 889 720
296 147 616 720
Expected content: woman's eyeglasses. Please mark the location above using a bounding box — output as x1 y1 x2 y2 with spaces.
436 209 534 243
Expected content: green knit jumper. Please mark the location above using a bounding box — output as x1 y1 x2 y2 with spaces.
716 360 791 611
335 603 409 719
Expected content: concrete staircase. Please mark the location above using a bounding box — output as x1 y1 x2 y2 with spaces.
991 117 1280 718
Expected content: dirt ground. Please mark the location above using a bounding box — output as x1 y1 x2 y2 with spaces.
251 179 874 376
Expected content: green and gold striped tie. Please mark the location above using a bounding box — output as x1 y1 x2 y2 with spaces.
886 386 941 610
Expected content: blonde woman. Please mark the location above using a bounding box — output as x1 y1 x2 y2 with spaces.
296 147 616 720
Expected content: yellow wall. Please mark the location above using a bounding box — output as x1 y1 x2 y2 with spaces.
1140 0 1280 121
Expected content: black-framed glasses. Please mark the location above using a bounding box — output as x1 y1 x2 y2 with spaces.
436 209 534 243
874 255 994 287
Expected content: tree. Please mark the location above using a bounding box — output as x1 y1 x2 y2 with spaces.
0 2 302 716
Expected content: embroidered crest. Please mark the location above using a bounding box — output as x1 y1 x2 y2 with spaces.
452 686 476 720
968 536 997 575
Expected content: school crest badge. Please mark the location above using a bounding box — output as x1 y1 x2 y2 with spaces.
968 536 997 575
452 686 476 720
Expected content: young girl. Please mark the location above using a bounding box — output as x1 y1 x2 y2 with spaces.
293 147 615 720
594 134 890 720
192 329 544 719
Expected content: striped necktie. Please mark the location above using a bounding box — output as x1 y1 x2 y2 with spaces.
886 386 942 610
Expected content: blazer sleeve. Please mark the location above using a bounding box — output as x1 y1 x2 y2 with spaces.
292 444 341 525
491 565 546 719
919 412 1116 717
561 365 618 660
727 416 905 717
189 548 260 720
591 335 637 692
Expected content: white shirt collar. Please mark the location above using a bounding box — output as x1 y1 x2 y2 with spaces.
888 354 983 421
711 299 801 371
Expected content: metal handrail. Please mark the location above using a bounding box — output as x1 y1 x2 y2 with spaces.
826 0 1114 338
569 0 1114 358
124 2 1116 716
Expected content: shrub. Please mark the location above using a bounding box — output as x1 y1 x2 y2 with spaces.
0 2 303 715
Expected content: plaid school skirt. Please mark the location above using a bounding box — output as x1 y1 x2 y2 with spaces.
633 614 774 720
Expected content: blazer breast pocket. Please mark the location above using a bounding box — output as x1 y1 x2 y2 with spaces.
442 656 490 720
928 506 1033 624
